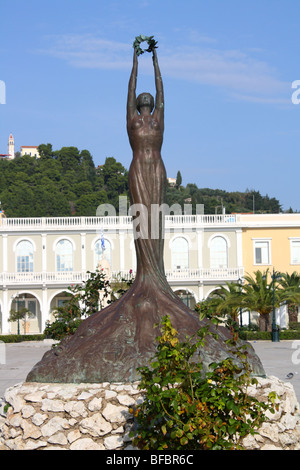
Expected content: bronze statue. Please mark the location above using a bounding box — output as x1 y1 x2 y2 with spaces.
26 40 265 384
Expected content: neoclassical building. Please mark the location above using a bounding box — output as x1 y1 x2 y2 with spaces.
0 212 300 335
0 213 245 334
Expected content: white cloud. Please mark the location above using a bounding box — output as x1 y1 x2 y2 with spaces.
162 48 287 97
41 34 131 69
38 34 288 102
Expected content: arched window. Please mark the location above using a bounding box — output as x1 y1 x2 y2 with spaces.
56 239 73 272
171 237 189 270
16 240 34 272
210 236 228 269
94 239 112 268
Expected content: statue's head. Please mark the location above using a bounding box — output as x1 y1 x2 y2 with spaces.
136 93 154 113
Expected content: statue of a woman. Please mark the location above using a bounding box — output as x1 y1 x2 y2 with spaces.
26 44 264 384
127 48 166 284
124 47 204 321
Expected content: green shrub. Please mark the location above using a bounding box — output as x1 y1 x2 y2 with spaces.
44 269 134 341
0 334 45 343
280 329 300 340
44 318 82 341
44 270 110 341
238 330 272 341
239 329 300 341
130 316 278 450
289 322 300 331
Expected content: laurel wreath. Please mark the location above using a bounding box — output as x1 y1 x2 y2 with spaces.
133 35 158 56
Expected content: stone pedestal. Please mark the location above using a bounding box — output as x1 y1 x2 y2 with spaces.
1 376 300 450
0 381 141 450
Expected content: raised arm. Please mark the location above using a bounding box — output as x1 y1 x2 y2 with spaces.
127 49 138 129
152 49 164 129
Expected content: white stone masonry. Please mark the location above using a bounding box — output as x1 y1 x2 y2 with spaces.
0 376 300 450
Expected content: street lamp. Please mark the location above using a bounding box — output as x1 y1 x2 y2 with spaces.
271 268 280 343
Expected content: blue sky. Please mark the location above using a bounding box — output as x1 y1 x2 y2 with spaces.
1 0 299 211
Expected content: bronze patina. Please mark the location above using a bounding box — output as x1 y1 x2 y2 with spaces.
27 40 264 383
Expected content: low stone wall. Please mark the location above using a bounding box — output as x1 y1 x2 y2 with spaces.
0 375 300 450
0 381 142 450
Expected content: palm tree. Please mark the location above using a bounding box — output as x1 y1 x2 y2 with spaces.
241 269 281 332
195 282 244 329
278 272 300 323
213 282 243 322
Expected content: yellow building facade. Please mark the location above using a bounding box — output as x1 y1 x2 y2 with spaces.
240 214 300 278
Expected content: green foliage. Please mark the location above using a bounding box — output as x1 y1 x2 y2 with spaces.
44 270 111 341
239 329 300 341
0 334 45 343
9 307 35 335
133 35 158 56
194 283 242 332
167 184 282 214
44 308 82 341
196 269 300 333
0 143 285 216
9 307 33 323
110 270 135 300
130 316 278 450
176 170 182 189
44 269 135 341
0 148 128 217
289 322 300 331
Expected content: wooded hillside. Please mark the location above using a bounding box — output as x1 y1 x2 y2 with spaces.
0 144 284 217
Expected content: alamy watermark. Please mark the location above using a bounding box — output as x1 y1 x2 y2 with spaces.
0 80 6 104
96 196 204 240
291 80 300 104
291 341 300 365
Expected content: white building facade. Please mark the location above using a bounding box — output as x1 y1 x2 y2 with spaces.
20 146 40 158
0 214 244 334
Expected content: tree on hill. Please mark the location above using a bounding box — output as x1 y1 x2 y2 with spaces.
176 170 182 189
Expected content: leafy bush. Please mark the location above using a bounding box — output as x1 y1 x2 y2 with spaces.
44 317 83 341
44 270 111 341
239 329 300 341
0 334 45 343
289 322 300 331
44 269 135 341
130 316 277 450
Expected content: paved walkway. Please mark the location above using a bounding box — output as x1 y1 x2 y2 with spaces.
251 340 300 401
0 339 300 401
0 341 53 398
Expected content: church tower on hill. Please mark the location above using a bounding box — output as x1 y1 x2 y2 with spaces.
8 133 15 160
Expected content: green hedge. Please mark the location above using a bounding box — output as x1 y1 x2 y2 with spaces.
239 330 300 341
288 322 300 331
0 334 45 343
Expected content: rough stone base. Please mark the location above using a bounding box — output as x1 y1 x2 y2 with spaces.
1 376 300 450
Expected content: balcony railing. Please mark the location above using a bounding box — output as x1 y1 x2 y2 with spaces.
165 267 244 281
0 214 239 232
2 213 300 232
0 267 244 286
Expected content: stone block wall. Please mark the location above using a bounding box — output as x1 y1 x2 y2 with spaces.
0 375 300 450
0 381 142 450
